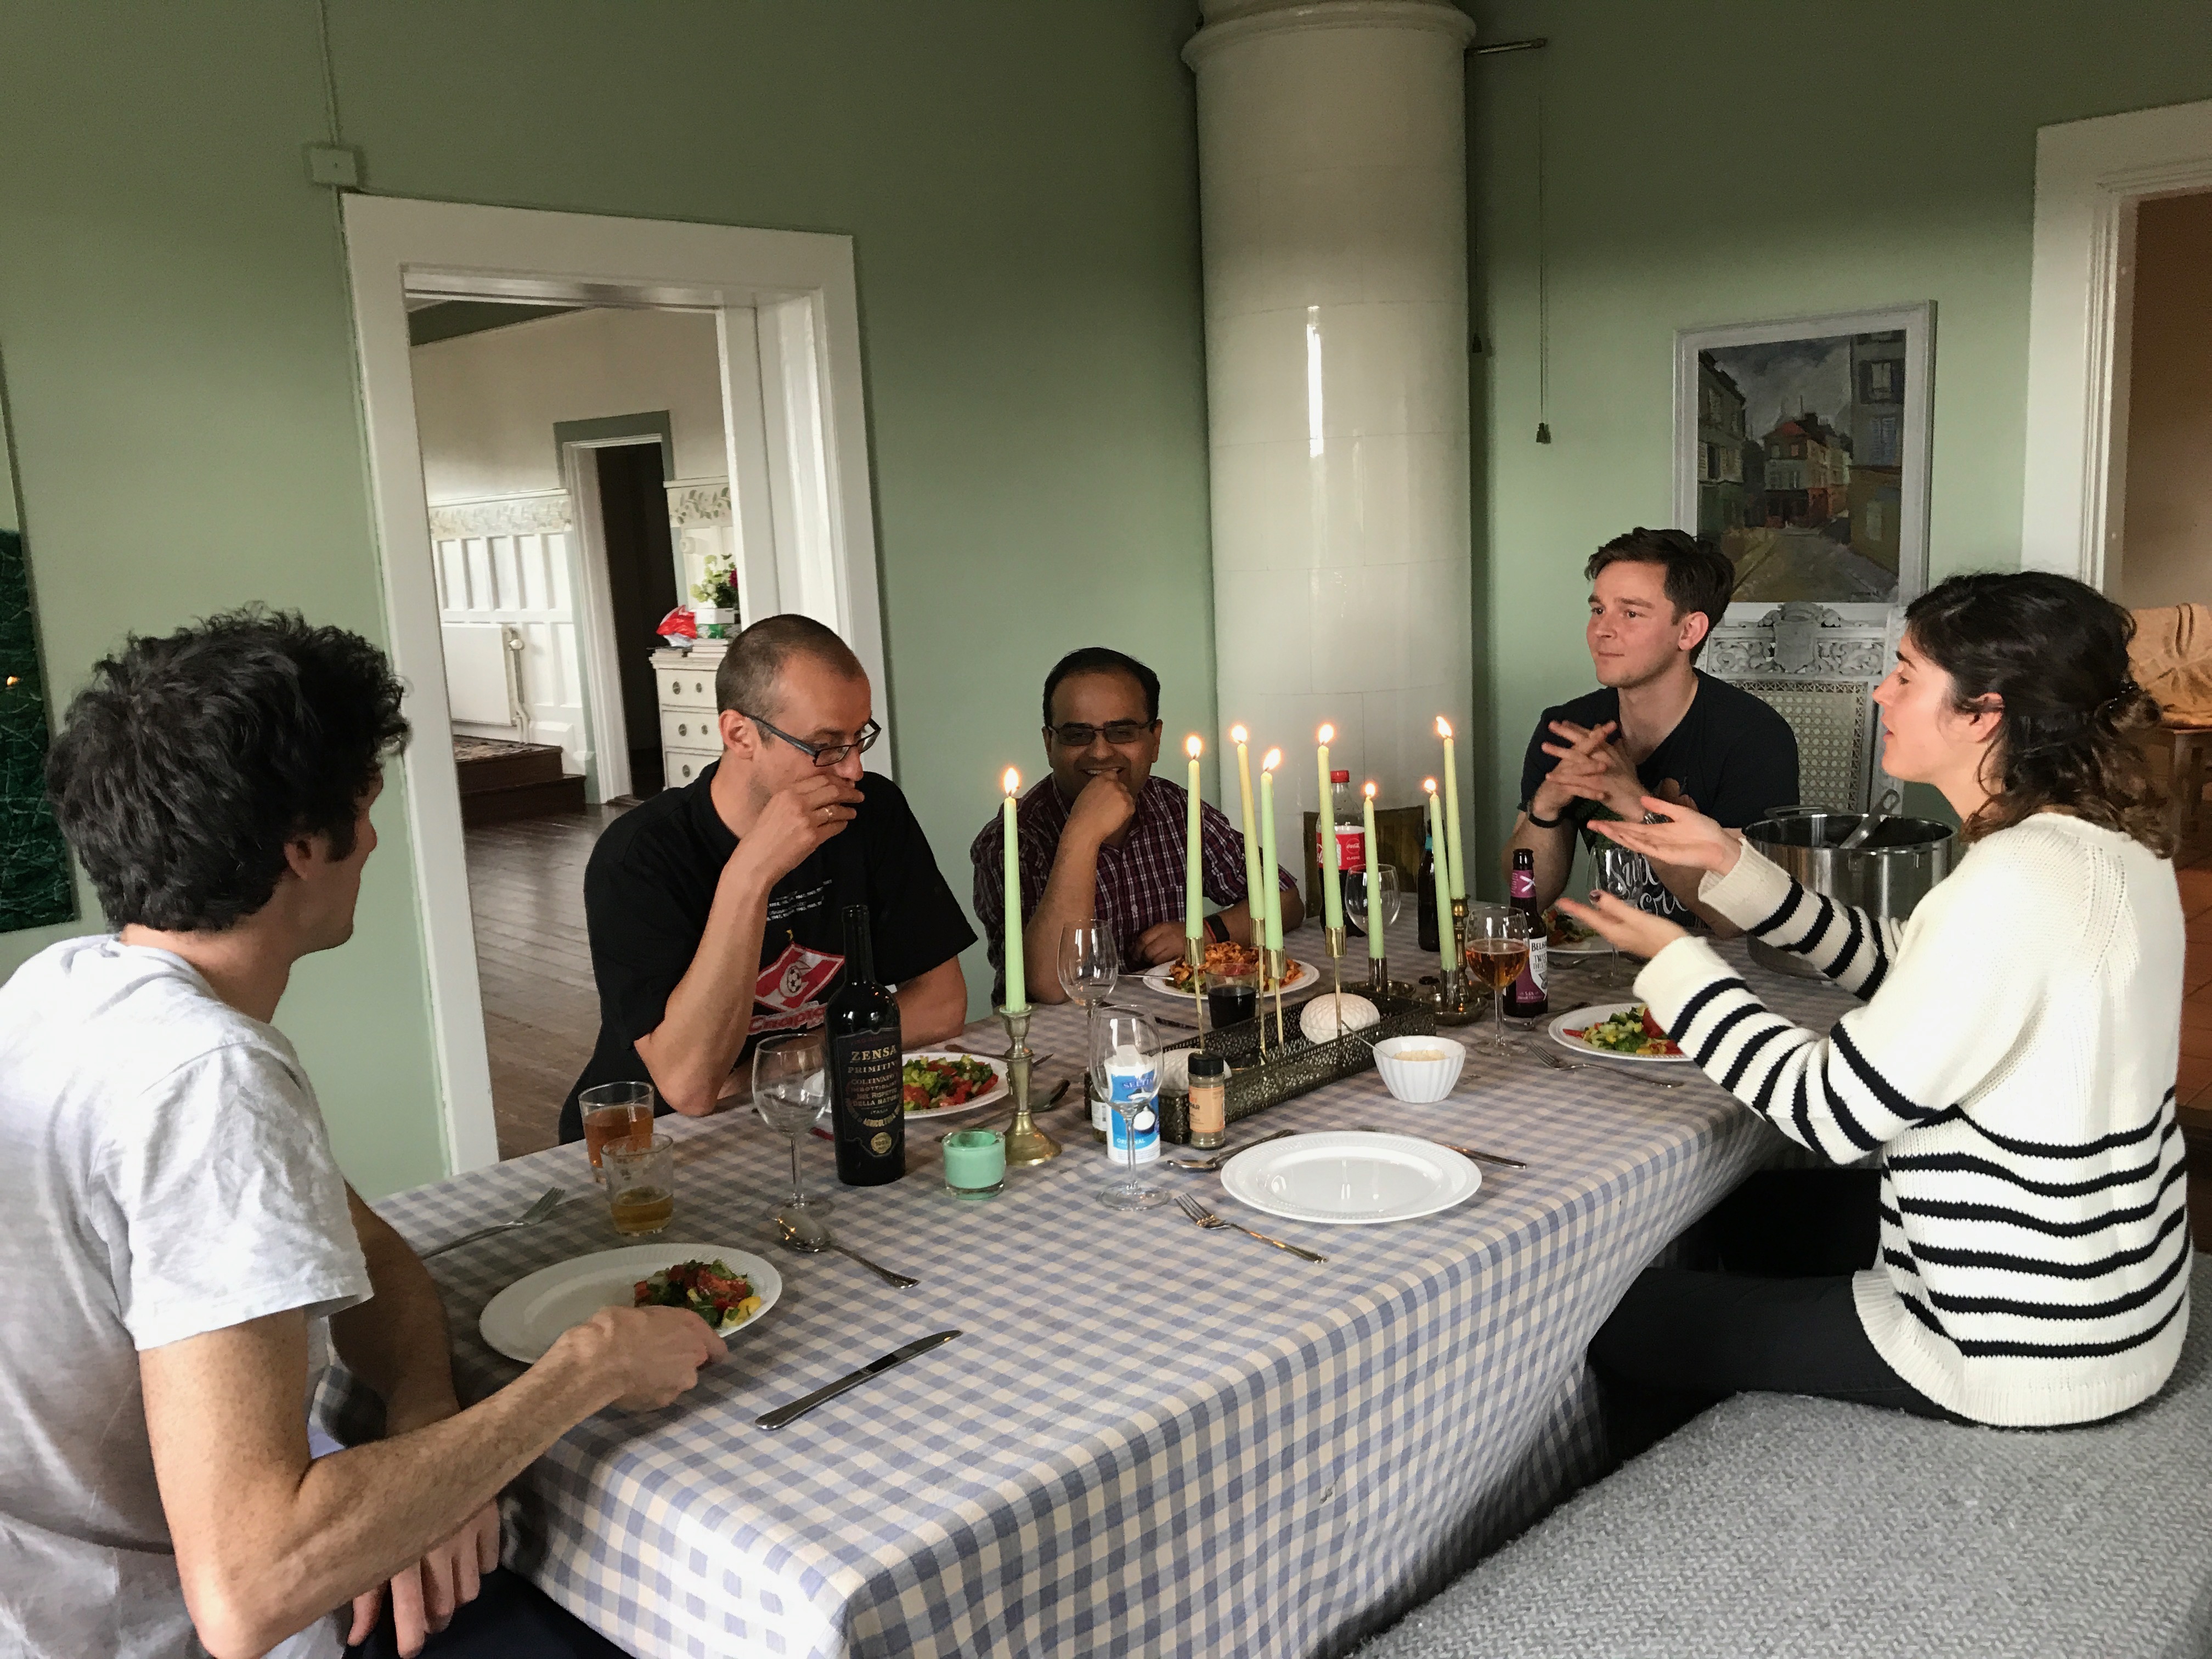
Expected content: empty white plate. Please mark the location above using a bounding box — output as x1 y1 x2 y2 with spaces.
478 1243 783 1363
1219 1131 1480 1226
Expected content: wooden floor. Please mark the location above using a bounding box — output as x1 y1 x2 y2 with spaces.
465 805 629 1159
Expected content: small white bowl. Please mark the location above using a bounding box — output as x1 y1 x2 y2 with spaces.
1370 1035 1466 1104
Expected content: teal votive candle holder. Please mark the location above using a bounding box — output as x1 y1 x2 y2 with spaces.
943 1129 1006 1199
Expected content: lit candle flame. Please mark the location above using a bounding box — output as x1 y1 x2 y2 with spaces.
1317 723 1334 745
1002 766 1020 796
1364 780 1378 799
1423 776 1438 794
1436 715 1453 740
1262 747 1282 772
1229 723 1248 745
1186 733 1203 759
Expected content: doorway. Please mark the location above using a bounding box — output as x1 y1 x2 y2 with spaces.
345 196 891 1172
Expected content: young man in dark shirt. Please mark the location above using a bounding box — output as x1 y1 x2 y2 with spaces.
1505 527 1799 933
563 615 974 1140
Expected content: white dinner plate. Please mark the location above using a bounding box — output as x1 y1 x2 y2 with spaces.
1138 958 1319 999
1219 1131 1480 1226
479 1243 783 1363
901 1051 1010 1119
1547 1002 1693 1064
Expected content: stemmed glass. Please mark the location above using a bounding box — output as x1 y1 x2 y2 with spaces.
1587 843 1649 991
752 1031 832 1232
1346 865 1402 938
1464 904 1533 1057
1059 921 1119 1139
1093 1006 1166 1211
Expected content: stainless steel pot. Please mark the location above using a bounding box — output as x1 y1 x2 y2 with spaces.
1740 808 1955 979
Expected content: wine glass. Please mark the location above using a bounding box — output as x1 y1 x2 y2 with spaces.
1092 1006 1166 1211
1346 865 1402 938
1588 842 1651 990
1059 921 1119 1141
752 1031 832 1231
1464 904 1533 1057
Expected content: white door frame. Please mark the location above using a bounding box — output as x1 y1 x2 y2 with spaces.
343 196 889 1174
2021 98 2212 592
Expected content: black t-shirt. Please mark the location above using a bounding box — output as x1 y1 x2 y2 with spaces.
1517 670 1799 919
562 764 976 1142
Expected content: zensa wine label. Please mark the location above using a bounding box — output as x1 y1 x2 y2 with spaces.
833 1031 903 1137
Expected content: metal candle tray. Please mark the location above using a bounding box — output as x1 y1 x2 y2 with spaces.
1155 991 1437 1145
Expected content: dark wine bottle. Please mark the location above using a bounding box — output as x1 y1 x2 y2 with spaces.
1416 828 1440 952
1505 848 1549 1018
827 904 905 1186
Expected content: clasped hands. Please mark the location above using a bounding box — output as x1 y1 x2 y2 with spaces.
1555 794 1745 961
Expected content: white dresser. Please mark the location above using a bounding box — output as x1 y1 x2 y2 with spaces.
651 644 725 790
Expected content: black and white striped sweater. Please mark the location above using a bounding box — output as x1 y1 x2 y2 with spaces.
1635 812 2190 1426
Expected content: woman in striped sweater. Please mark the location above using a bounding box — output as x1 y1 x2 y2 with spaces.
1559 572 2188 1429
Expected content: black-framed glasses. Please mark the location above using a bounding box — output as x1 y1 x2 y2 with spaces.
1046 720 1156 748
743 710 882 767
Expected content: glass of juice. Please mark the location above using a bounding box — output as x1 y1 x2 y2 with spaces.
603 1135 676 1237
1464 904 1532 1057
580 1081 656 1183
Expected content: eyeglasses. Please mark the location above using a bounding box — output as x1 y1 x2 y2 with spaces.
743 710 882 767
1046 720 1156 748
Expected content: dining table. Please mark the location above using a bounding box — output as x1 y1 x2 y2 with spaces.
332 916 1857 1659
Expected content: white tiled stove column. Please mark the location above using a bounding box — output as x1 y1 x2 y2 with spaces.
1187 0 1475 821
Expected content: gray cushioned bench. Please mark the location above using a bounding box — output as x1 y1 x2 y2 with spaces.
1356 1252 2212 1659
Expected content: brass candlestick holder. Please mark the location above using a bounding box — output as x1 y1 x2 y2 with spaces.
1367 951 1390 995
1186 935 1206 1051
1265 945 1288 1048
997 1004 1060 1165
1324 924 1346 1037
1435 896 1479 1025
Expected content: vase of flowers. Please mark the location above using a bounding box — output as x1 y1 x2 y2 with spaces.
689 557 741 639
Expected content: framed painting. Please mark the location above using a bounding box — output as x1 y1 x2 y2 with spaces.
0 353 76 934
1673 303 1934 614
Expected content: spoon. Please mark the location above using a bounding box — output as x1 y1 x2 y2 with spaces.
1836 787 1902 852
772 1215 919 1290
420 1186 564 1257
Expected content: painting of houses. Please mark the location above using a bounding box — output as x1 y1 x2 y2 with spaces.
1675 306 1931 607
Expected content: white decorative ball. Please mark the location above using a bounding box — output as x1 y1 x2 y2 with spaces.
1159 1048 1192 1093
1300 992 1381 1043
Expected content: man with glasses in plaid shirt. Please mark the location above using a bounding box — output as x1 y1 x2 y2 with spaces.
970 647 1302 1005
563 615 974 1141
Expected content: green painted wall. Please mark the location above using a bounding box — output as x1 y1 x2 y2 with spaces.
0 1 1212 1195
1463 0 2212 878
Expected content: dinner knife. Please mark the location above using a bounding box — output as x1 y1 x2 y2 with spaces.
753 1329 962 1430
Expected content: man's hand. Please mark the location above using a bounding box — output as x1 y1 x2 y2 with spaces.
1064 771 1137 850
1537 720 1645 820
555 1304 726 1410
1555 889 1691 962
346 1502 500 1658
1132 921 1190 968
729 773 863 888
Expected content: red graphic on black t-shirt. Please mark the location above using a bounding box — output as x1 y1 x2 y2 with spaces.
751 939 845 1036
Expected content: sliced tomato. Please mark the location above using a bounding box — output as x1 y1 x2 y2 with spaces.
1640 1006 1667 1040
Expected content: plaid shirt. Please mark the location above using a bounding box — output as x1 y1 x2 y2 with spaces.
969 775 1291 994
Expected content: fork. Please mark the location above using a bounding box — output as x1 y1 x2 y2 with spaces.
1533 1046 1685 1091
1174 1192 1327 1262
420 1186 565 1257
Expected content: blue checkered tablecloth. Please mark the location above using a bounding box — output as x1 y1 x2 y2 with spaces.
349 925 1855 1658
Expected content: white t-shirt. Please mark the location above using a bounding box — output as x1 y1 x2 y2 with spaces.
0 938 370 1658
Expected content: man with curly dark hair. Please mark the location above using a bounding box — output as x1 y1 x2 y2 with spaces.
4 611 719 1659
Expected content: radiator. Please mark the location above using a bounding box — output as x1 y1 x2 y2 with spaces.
442 622 525 731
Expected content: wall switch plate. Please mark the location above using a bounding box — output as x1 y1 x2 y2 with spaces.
305 144 361 188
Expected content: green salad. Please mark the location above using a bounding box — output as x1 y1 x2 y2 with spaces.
633 1259 761 1330
1564 1003 1683 1058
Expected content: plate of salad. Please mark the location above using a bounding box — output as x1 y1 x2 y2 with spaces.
478 1243 783 1362
901 1052 1009 1119
1548 1002 1690 1064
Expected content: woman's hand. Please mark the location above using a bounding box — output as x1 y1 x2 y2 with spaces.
1588 795 1743 876
1555 890 1691 961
